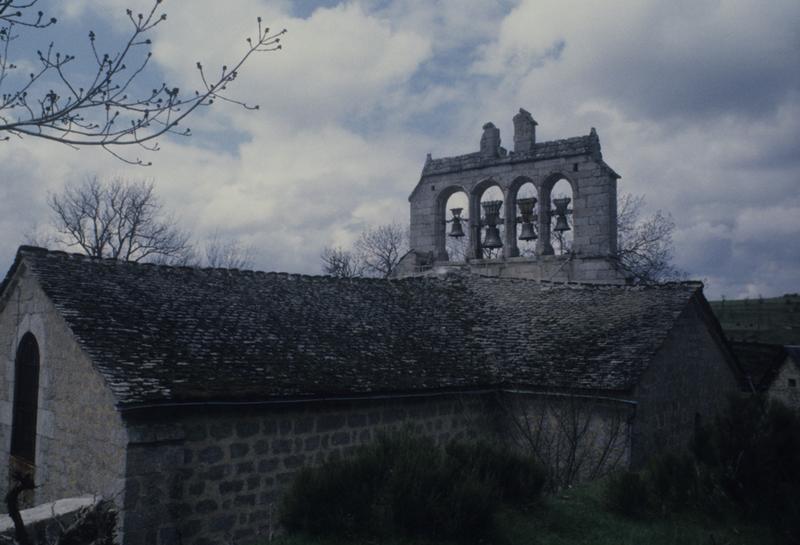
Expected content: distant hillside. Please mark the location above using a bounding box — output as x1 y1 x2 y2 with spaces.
709 293 800 345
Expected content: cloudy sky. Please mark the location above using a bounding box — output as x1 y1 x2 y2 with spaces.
1 0 798 299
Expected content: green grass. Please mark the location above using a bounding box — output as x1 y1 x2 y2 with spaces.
709 293 800 345
265 479 769 545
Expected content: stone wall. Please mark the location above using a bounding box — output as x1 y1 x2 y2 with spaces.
631 296 741 466
397 255 626 284
768 357 800 409
121 394 495 545
498 392 634 485
0 265 128 509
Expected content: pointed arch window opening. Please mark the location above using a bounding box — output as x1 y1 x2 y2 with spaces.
10 333 40 466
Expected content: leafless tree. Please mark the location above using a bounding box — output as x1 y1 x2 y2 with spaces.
354 223 408 278
498 392 632 491
320 246 364 278
47 176 192 263
617 193 684 284
203 231 254 269
0 0 285 164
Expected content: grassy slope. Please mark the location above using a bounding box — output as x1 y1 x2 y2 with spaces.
266 480 768 545
709 293 800 345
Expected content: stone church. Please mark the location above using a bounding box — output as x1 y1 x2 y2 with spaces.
0 111 744 545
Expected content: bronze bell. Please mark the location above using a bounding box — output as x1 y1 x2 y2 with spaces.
448 218 465 238
483 226 503 248
552 197 572 232
448 207 466 238
519 222 537 241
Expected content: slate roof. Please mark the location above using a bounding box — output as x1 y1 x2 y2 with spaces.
2 246 707 408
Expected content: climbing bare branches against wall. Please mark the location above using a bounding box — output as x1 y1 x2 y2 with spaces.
0 0 285 165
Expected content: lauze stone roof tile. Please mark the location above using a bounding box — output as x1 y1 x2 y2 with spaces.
2 246 702 408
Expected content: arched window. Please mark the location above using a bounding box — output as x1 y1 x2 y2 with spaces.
549 178 574 255
10 333 40 465
477 184 505 259
515 181 538 257
444 191 469 262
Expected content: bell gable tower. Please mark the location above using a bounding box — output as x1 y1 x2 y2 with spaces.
396 109 628 284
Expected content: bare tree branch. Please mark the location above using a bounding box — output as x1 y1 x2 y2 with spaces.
354 223 408 278
320 246 364 278
497 392 631 491
5 471 35 545
617 192 685 284
203 231 254 269
0 0 286 164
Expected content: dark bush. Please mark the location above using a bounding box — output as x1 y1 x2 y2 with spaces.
604 470 650 519
646 452 697 513
608 396 800 542
280 432 545 542
280 454 385 537
701 396 800 543
446 441 546 506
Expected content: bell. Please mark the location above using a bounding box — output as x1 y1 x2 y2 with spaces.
552 197 572 232
448 207 466 238
519 222 537 241
483 226 503 248
553 215 570 232
517 197 537 219
448 218 465 238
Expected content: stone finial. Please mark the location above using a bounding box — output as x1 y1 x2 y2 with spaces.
513 108 538 153
589 127 602 159
480 122 501 158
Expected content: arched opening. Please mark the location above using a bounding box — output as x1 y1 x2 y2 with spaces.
443 191 469 262
10 333 40 468
475 184 505 259
549 178 574 255
515 181 538 257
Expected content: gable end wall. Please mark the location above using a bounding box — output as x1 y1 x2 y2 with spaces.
631 296 740 467
0 265 127 510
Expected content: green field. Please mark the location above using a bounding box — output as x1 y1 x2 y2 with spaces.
710 293 800 345
266 479 769 545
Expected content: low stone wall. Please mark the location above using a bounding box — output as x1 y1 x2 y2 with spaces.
121 394 495 545
0 496 100 543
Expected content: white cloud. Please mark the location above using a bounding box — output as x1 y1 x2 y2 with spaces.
1 0 798 300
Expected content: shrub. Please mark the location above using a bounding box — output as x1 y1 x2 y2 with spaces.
604 470 650 519
703 396 800 543
646 452 698 513
446 441 546 506
280 432 545 542
608 396 800 542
